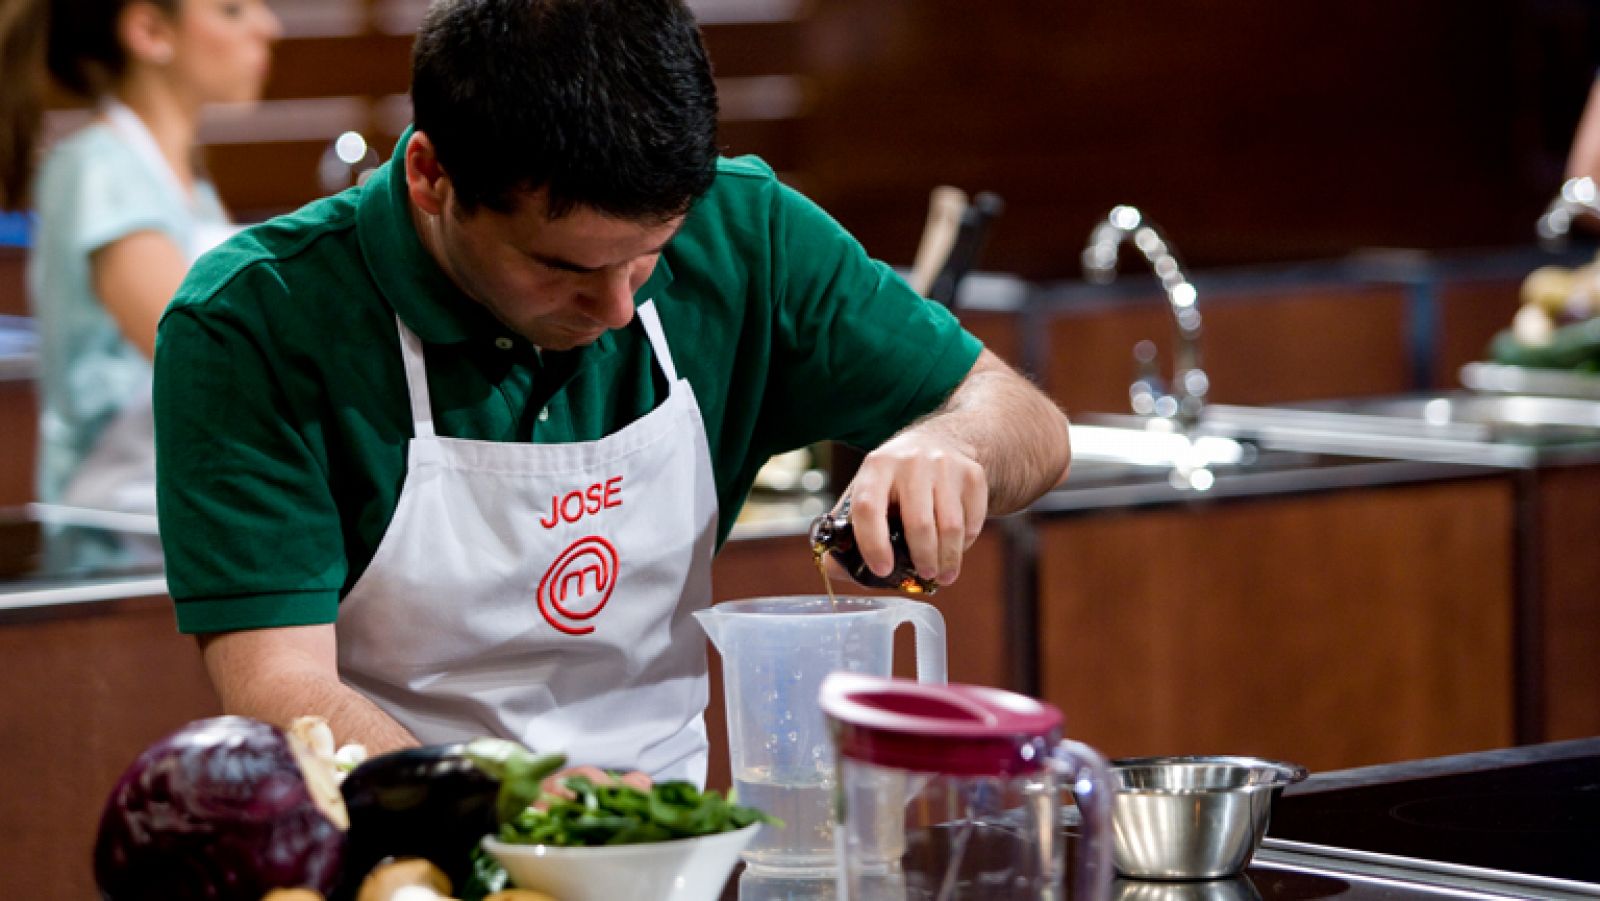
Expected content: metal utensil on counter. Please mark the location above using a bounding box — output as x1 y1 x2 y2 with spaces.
1094 756 1306 881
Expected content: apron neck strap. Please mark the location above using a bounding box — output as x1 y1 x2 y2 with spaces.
394 316 437 438
635 300 679 384
392 299 678 438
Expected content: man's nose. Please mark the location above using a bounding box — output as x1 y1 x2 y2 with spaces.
587 268 637 329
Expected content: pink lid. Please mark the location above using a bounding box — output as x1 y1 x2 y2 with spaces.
819 672 1063 776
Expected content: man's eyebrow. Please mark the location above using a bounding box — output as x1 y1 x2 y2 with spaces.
526 230 681 274
529 252 601 274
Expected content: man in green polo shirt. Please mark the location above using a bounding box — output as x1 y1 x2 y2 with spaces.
153 0 1071 782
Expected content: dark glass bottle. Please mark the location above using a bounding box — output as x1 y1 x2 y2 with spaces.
808 498 940 595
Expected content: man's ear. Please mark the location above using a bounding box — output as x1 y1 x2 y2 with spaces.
405 131 451 217
118 1 178 66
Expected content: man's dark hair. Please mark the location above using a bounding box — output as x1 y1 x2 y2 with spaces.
411 0 720 220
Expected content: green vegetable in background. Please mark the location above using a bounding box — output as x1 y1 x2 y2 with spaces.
497 776 781 847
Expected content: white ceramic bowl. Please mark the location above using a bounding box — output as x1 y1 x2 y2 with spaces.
481 824 762 901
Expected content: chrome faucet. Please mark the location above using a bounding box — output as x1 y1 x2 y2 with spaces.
1081 205 1208 430
1537 177 1600 248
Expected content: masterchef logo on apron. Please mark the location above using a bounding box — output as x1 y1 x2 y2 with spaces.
537 535 619 635
537 476 625 634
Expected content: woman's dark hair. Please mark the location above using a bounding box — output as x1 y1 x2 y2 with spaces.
411 0 720 221
0 0 177 208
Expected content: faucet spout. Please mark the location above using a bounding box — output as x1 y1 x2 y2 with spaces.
1081 205 1208 430
1537 177 1600 249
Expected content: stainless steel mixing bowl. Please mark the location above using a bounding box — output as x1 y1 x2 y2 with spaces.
1104 756 1307 880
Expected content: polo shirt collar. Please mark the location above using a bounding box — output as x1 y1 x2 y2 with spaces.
357 128 491 345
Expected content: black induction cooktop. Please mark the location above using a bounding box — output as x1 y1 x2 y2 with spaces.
1268 740 1600 887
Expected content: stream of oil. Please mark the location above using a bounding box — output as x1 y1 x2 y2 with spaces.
813 543 840 612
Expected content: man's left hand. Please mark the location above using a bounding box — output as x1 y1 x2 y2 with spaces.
844 429 988 589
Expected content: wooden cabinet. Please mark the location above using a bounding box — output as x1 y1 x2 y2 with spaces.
0 380 35 506
0 596 220 901
1033 477 1517 773
1527 465 1600 742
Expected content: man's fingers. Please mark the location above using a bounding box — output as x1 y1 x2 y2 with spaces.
844 476 894 578
895 461 939 582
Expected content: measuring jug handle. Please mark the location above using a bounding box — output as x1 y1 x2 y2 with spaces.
893 600 947 684
1052 739 1114 901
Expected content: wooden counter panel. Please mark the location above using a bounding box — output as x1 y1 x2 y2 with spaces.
1044 283 1411 416
0 595 219 901
1535 466 1600 741
1035 478 1515 773
0 381 37 506
703 528 1006 789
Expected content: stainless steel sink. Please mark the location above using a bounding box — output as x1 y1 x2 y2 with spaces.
1052 413 1493 513
1069 423 1251 468
1198 395 1600 469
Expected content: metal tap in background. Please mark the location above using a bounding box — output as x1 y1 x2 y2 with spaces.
1537 176 1600 249
1082 204 1209 430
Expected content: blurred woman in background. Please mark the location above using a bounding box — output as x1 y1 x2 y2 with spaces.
0 0 279 514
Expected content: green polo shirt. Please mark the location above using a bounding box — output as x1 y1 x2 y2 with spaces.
154 146 982 634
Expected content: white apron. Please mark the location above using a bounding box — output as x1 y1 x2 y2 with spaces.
336 301 720 785
60 102 236 514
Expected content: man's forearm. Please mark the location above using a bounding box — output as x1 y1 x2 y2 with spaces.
198 628 420 755
910 349 1071 514
222 669 422 755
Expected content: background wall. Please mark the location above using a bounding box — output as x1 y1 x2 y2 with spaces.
797 0 1600 276
153 0 1600 278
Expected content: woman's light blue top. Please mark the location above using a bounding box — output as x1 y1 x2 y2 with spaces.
27 122 228 504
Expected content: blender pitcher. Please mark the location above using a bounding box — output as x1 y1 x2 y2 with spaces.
696 596 947 871
820 673 1114 901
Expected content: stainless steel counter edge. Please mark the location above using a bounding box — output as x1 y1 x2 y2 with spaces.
1031 458 1499 515
0 576 168 614
1255 840 1600 900
1283 736 1600 794
0 315 38 382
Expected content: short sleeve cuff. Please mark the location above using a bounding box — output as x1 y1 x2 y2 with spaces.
173 589 340 634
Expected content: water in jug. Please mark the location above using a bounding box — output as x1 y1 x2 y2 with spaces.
696 596 947 872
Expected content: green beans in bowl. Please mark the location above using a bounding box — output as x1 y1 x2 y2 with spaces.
482 777 778 901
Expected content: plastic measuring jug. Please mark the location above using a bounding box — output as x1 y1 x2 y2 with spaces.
696 595 947 872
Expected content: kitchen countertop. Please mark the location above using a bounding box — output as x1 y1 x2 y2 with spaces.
0 504 164 617
0 315 36 382
718 740 1600 900
1261 738 1600 898
0 433 1516 617
1036 449 1503 516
